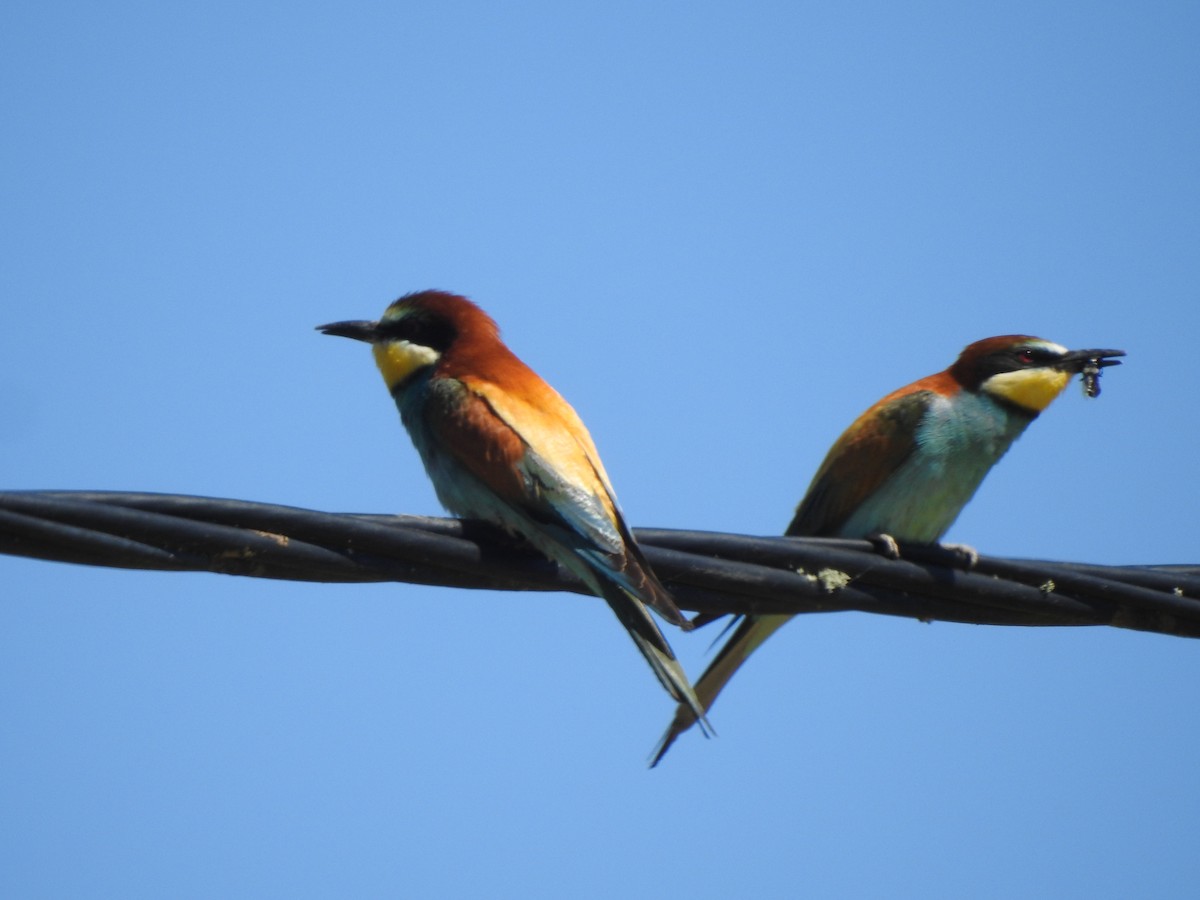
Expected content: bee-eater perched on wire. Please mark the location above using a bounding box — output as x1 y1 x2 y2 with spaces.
320 290 710 732
650 335 1124 765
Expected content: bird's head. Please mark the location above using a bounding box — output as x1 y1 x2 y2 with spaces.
951 335 1125 413
318 290 499 392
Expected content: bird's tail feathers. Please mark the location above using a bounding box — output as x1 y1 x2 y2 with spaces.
649 613 790 767
626 626 714 740
581 571 712 739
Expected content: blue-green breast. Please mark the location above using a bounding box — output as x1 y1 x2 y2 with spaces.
836 390 1034 542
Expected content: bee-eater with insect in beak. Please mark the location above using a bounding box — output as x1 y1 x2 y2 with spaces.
320 290 711 733
650 335 1124 765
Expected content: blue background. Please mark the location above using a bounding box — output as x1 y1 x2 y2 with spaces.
2 2 1197 897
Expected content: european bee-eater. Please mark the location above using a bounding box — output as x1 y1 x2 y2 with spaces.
320 290 710 730
650 335 1124 765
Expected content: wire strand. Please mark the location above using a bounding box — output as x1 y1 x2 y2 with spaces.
3 490 1198 639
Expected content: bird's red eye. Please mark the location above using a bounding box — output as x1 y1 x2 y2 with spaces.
1018 349 1036 364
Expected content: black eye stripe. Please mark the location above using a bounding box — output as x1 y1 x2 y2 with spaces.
1015 347 1058 366
972 345 1063 382
375 314 456 353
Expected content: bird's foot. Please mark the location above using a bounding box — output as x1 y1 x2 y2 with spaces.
868 532 901 559
939 542 979 570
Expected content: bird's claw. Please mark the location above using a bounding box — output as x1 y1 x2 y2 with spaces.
868 533 901 559
940 542 979 570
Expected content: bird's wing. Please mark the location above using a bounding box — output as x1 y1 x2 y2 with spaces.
423 374 684 616
425 375 705 725
445 374 624 548
786 389 932 537
470 376 685 614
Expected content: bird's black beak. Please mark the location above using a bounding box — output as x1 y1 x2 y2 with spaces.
1056 347 1126 373
317 320 380 343
1058 348 1125 398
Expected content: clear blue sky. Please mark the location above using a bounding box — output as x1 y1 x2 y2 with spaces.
2 2 1198 897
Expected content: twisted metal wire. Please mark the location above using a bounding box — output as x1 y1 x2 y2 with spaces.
2 490 1198 639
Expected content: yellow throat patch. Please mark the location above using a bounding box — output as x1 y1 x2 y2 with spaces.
373 340 440 391
982 367 1072 413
